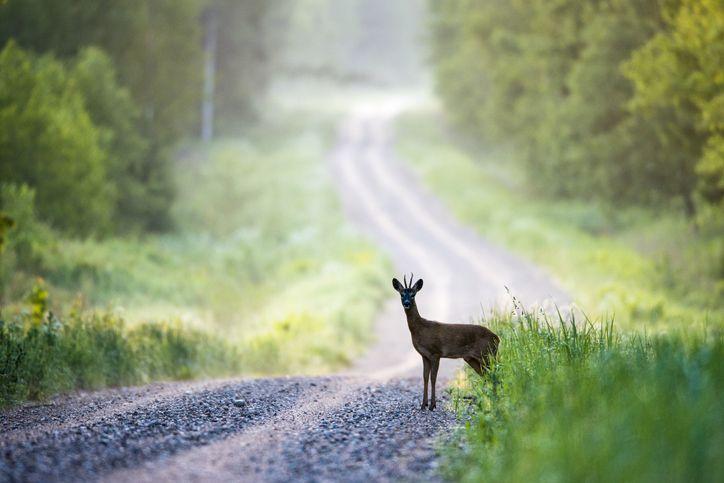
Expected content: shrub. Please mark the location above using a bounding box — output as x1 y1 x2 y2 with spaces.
0 281 240 406
0 184 56 302
0 41 114 235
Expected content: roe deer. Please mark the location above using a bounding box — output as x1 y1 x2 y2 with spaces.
393 274 499 410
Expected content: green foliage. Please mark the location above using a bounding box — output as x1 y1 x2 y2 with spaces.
26 279 48 326
0 0 203 146
0 0 205 231
0 39 182 234
395 111 724 329
0 211 13 252
623 0 724 208
429 0 723 214
444 311 723 482
69 47 156 232
0 286 241 406
0 41 114 235
0 184 55 300
0 0 292 230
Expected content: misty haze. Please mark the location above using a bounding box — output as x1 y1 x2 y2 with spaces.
1 1 722 481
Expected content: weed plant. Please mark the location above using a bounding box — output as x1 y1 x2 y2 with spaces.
0 281 240 406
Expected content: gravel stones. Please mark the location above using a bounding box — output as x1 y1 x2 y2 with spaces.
0 376 457 482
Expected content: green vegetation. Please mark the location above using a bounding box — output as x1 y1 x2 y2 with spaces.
1 114 389 405
0 0 283 233
0 42 115 234
396 111 723 330
429 0 723 215
445 310 723 482
1 280 240 405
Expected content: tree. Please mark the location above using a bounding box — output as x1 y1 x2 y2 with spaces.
0 42 113 235
428 0 723 214
70 48 156 232
624 0 724 210
0 0 204 230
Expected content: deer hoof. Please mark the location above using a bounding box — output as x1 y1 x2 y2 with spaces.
429 401 436 411
420 401 428 409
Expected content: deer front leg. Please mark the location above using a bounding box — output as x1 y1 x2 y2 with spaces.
429 356 440 410
464 357 484 377
421 356 430 409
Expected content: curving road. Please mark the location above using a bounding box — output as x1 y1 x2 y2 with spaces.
0 101 568 482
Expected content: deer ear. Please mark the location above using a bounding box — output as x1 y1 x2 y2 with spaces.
392 278 402 292
413 279 423 292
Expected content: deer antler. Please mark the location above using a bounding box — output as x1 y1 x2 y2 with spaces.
403 274 408 289
410 273 415 288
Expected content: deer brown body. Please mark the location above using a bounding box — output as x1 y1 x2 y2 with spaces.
393 275 499 410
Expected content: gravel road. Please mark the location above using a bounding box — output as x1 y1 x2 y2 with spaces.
1 100 568 482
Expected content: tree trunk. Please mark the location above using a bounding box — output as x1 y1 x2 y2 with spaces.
201 7 218 142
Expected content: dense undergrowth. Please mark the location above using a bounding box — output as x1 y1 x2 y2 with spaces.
0 281 240 405
395 109 723 331
445 309 723 482
0 113 389 405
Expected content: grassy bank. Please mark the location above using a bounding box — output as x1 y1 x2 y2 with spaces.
395 109 723 330
1 112 389 405
1 281 241 405
445 312 723 482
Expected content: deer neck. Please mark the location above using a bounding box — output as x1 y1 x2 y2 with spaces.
404 302 424 332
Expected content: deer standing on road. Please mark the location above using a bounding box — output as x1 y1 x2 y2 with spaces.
393 274 499 410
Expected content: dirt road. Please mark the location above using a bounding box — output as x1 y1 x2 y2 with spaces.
337 101 568 381
0 103 567 482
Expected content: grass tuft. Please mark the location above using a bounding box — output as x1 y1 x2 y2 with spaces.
0 300 240 406
445 309 724 482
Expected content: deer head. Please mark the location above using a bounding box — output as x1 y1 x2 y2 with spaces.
392 273 423 310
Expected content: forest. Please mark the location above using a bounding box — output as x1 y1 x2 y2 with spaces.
0 0 284 237
429 0 723 217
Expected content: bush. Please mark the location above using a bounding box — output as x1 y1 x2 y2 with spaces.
0 184 56 302
0 41 114 235
0 281 241 406
70 47 166 232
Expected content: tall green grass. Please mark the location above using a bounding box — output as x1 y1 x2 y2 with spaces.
445 310 723 482
0 281 240 406
395 109 723 330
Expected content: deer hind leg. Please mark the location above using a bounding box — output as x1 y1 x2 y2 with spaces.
421 356 430 409
464 357 484 377
429 356 440 410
